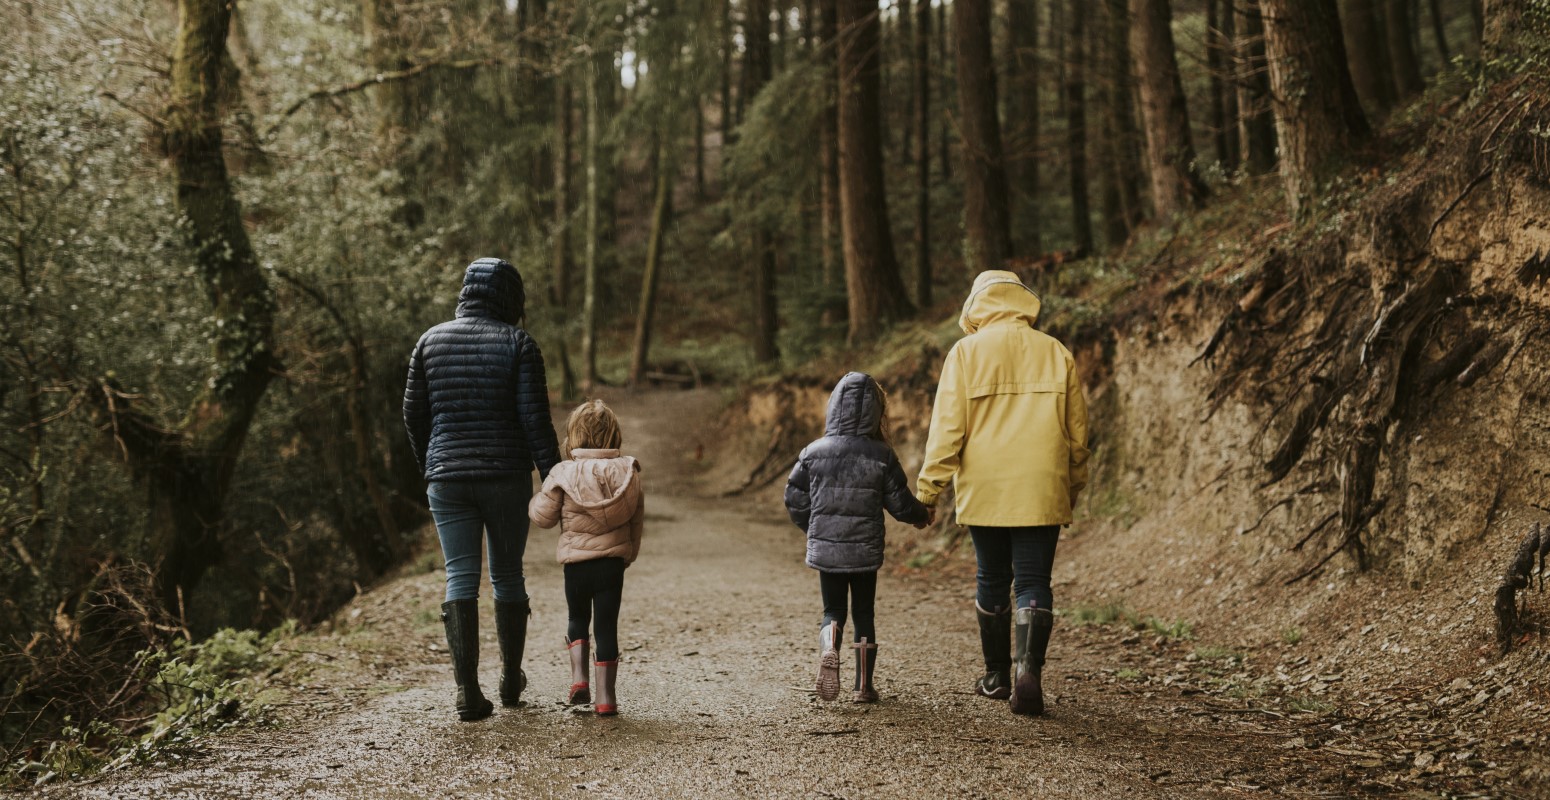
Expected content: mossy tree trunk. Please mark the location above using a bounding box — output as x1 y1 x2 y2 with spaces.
104 0 277 613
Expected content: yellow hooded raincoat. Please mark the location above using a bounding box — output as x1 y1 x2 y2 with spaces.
917 271 1090 526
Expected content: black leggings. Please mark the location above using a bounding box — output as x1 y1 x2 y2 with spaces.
565 558 627 662
819 570 878 643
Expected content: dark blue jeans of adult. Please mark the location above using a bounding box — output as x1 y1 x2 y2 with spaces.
970 525 1060 613
429 478 533 603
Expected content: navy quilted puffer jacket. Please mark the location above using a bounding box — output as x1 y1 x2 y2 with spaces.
403 258 561 482
784 372 929 572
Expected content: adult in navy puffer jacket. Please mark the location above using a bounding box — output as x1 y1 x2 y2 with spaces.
403 257 560 722
785 372 928 703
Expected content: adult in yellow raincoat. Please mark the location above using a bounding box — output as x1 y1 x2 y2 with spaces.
917 270 1090 716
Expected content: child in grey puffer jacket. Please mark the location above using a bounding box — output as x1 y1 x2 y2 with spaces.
785 372 929 702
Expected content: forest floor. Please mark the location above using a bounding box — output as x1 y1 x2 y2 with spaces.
38 390 1505 799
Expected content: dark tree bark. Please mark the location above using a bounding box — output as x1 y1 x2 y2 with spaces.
694 93 706 199
819 0 844 322
1206 0 1240 169
899 0 915 161
838 0 915 341
113 0 278 610
1006 0 1040 254
1128 0 1208 221
954 0 1014 273
1425 0 1450 60
1384 0 1424 97
1235 1 1278 174
361 0 421 142
629 139 673 386
721 0 734 166
745 0 780 363
553 75 573 308
1343 0 1397 117
1098 0 1145 244
1065 0 1094 253
914 0 932 306
1259 0 1371 215
936 0 952 183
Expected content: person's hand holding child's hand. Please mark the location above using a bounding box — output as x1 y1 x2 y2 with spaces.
913 504 937 529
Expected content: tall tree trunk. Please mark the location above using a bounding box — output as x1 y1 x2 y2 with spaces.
695 93 707 199
361 0 419 143
1235 1 1278 174
552 69 578 400
819 0 844 323
1129 0 1208 221
1259 0 1371 215
1425 0 1450 60
1385 0 1425 97
954 0 1014 273
115 0 279 611
900 0 915 161
1098 0 1145 244
722 0 734 166
745 0 780 363
582 55 601 390
629 140 673 386
1006 0 1041 254
936 0 952 183
838 0 915 341
1206 0 1240 169
1343 0 1397 116
914 0 932 307
1065 0 1093 253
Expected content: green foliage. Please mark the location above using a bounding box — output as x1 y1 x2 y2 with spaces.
1281 626 1305 645
5 625 294 787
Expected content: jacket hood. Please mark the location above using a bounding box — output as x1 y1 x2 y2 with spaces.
825 372 882 437
456 258 526 325
549 452 640 527
959 270 1042 334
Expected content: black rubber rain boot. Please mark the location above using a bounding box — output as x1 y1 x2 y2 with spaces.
974 602 1012 700
852 638 879 703
493 598 529 708
1009 606 1053 717
441 600 494 722
816 619 844 701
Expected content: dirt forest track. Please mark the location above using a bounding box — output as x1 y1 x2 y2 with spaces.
46 390 1384 799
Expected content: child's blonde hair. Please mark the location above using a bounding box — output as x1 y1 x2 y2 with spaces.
871 378 892 447
563 399 623 458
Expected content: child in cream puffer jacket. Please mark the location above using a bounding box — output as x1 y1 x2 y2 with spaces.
529 399 644 716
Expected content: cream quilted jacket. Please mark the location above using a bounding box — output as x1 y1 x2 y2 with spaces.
528 448 645 564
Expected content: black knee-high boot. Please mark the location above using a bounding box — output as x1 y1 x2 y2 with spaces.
493 598 529 707
975 602 1012 700
441 600 493 722
1010 607 1053 716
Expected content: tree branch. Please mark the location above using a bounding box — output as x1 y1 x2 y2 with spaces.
265 58 508 138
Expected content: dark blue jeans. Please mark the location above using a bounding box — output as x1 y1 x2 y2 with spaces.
970 525 1060 612
427 477 532 603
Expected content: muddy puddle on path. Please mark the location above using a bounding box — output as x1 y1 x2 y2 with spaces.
50 390 1370 799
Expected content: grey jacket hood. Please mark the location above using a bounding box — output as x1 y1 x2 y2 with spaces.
824 372 882 438
456 257 526 325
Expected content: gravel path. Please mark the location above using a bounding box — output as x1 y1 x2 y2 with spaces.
53 390 1369 799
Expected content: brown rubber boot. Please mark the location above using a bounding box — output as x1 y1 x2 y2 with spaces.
566 637 591 706
1009 606 1053 716
441 600 493 722
852 638 879 703
594 660 618 716
816 620 844 701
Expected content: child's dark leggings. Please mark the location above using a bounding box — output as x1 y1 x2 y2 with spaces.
565 557 627 662
819 570 878 642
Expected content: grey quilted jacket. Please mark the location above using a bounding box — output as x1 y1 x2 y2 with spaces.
784 372 929 572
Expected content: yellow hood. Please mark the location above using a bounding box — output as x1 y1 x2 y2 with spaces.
959 270 1042 334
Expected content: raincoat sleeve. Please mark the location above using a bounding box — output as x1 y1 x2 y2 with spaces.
402 336 431 474
784 453 812 531
1064 353 1091 511
882 451 929 525
528 470 565 529
917 346 968 507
